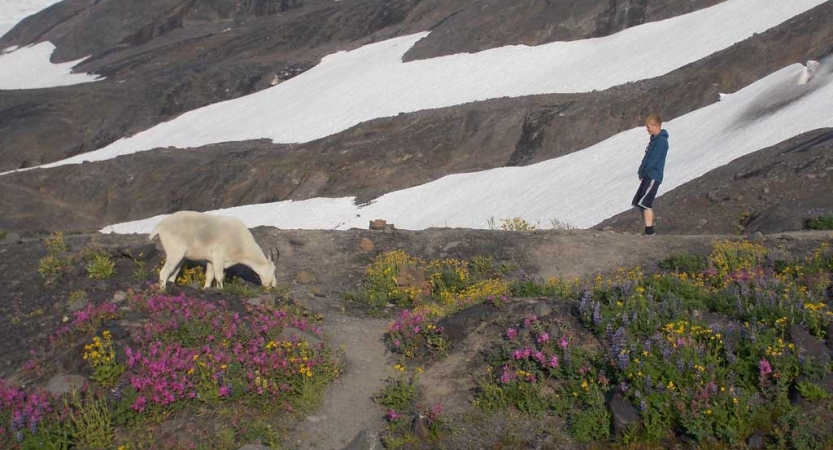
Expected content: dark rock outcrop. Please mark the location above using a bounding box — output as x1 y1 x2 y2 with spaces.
1 0 831 235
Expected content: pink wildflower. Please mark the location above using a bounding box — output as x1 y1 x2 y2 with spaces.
386 409 403 421
131 396 147 414
759 359 772 377
506 327 518 340
549 355 559 368
537 332 550 344
500 365 517 384
427 402 443 422
559 335 569 349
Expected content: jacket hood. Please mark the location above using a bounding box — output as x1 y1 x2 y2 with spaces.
652 129 669 140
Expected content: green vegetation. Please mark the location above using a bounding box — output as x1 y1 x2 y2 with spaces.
471 240 833 447
499 217 539 231
658 251 708 273
1 293 340 450
374 366 446 449
86 253 116 279
347 250 507 318
806 214 833 231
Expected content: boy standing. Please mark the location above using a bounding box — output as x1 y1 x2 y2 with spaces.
632 113 669 235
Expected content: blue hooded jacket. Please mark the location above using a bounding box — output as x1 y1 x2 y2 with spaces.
638 129 669 183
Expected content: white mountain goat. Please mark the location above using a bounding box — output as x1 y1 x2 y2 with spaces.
149 211 279 290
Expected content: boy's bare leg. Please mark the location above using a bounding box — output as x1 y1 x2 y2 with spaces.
644 209 654 227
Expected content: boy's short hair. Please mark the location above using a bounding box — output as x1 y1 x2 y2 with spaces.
645 113 662 126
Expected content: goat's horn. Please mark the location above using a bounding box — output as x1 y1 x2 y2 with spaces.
271 247 280 263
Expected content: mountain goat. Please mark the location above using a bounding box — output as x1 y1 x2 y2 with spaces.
149 211 279 290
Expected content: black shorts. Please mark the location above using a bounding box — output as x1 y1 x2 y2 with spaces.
632 177 660 210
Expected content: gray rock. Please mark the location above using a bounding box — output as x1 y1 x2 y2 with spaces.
46 374 87 395
607 391 640 436
789 325 831 365
436 303 493 342
111 290 128 303
827 322 833 353
247 295 276 308
746 431 765 449
412 414 429 439
340 429 383 450
69 296 89 312
533 301 553 317
749 231 765 242
442 241 463 252
3 232 21 243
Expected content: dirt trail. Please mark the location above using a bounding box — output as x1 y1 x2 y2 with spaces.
285 306 389 450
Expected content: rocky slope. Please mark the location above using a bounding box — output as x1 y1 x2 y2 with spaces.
1 0 831 235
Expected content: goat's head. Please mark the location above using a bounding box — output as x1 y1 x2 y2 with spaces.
260 247 280 288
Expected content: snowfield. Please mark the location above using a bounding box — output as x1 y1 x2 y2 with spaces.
4 0 828 170
0 0 101 89
102 62 833 233
1 0 831 233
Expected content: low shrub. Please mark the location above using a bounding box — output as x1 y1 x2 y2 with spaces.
385 310 450 358
658 252 708 273
4 294 341 449
86 254 116 279
499 217 538 231
38 255 72 284
374 367 446 449
176 263 206 287
44 232 69 254
352 250 509 358
476 240 833 447
83 331 124 387
806 214 833 230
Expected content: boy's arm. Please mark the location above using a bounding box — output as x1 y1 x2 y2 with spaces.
645 139 668 173
637 154 648 178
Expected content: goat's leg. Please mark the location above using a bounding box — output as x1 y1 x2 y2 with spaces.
204 262 215 289
159 254 184 291
211 259 225 289
167 260 184 283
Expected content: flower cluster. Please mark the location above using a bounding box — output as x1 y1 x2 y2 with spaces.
83 330 124 386
0 380 53 443
117 293 337 415
50 302 120 344
385 309 449 358
479 240 833 446
357 251 509 321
